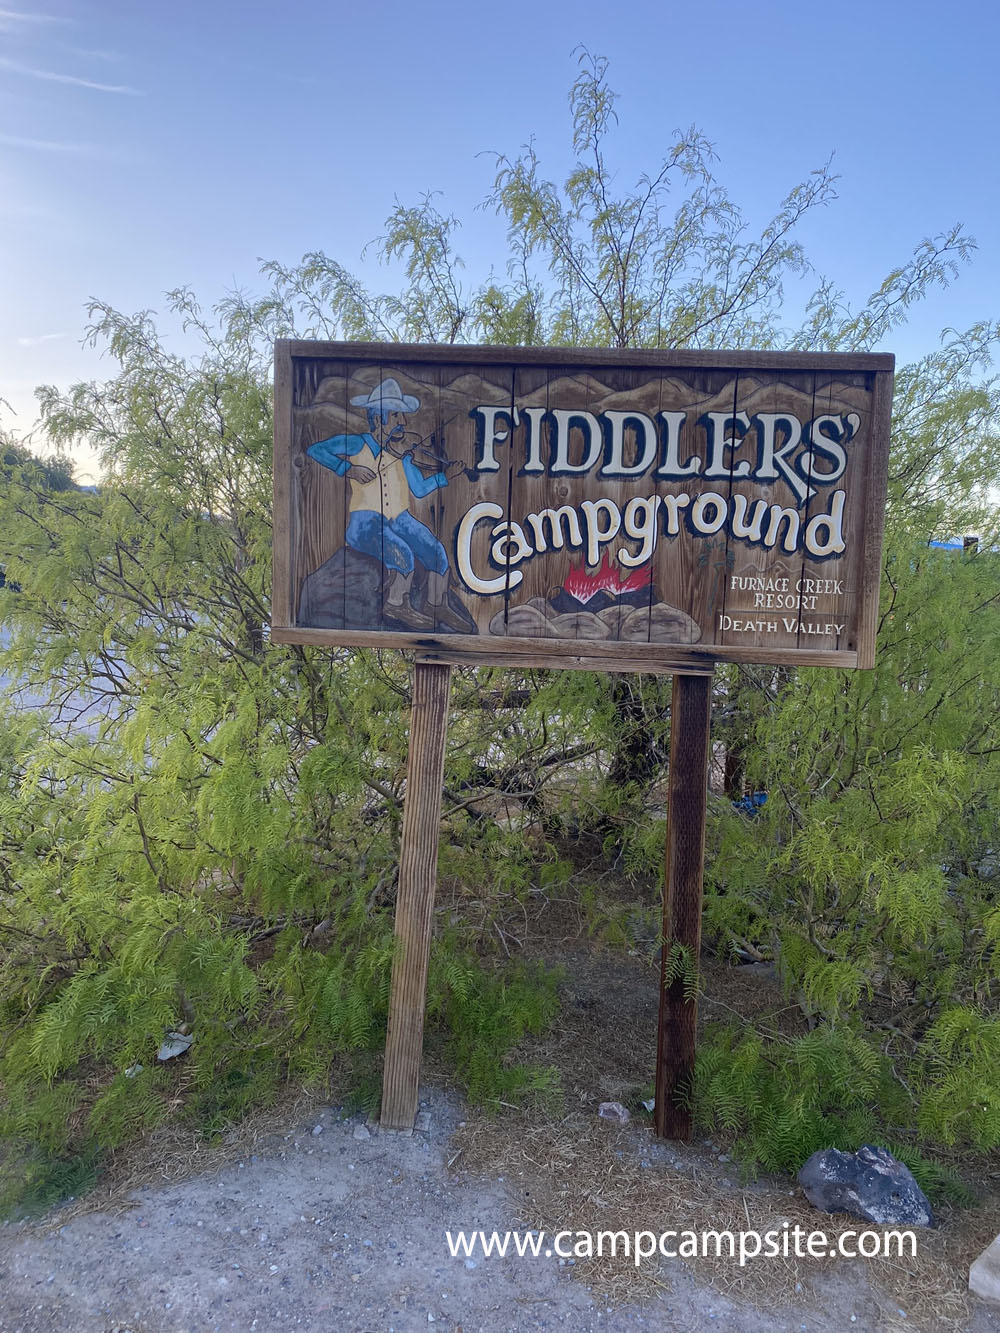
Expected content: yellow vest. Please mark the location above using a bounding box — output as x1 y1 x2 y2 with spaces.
349 438 411 519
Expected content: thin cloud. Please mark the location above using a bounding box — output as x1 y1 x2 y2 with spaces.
0 132 95 153
0 56 141 95
67 46 121 63
17 332 67 347
0 8 71 23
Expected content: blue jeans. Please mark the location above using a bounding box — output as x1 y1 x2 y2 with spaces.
346 509 448 577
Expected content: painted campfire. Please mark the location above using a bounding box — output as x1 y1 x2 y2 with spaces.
495 555 699 643
273 342 893 672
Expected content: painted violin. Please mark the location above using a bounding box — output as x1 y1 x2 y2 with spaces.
384 414 473 478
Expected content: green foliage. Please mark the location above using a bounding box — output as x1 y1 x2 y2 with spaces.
0 1146 101 1220
187 1057 281 1140
0 49 997 1209
88 1068 172 1147
427 944 562 1108
694 1023 976 1205
695 1024 899 1172
661 942 700 1004
884 1146 976 1209
700 541 1000 1158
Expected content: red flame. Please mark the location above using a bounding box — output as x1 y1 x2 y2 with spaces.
561 554 652 604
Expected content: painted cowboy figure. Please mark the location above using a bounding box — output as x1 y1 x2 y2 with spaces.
307 378 470 631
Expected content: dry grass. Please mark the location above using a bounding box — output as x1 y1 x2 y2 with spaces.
451 1107 997 1330
437 886 996 1331
21 1082 331 1230
11 879 997 1329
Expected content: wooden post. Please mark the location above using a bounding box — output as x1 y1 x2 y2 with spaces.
381 661 452 1130
655 669 714 1141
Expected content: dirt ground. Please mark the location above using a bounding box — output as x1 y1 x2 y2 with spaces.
2 935 998 1333
1 1084 998 1333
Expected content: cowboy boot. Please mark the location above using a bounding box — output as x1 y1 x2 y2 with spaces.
426 570 474 633
385 569 434 631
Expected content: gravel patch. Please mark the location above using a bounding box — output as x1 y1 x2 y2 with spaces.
0 1088 997 1332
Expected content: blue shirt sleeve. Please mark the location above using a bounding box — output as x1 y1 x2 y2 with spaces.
403 453 447 496
307 434 364 477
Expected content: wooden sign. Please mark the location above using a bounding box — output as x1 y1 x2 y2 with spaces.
273 342 893 672
271 340 894 1142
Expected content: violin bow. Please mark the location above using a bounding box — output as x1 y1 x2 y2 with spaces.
385 413 461 468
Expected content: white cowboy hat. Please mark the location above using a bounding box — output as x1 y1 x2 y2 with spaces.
350 377 419 413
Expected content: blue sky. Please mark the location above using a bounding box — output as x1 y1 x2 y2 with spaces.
2 0 998 482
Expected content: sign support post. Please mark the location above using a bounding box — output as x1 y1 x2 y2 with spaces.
380 661 452 1130
655 669 714 1140
273 340 893 1142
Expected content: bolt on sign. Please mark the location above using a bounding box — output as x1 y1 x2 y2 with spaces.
272 343 893 671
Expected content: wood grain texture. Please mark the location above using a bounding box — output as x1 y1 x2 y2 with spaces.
655 671 714 1142
271 343 294 628
789 371 863 655
380 662 453 1130
413 647 714 675
430 360 514 636
280 339 894 373
856 369 894 668
271 626 857 669
654 366 739 649
716 370 804 657
275 343 893 671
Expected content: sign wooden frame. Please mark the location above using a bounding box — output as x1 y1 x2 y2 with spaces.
271 340 894 1140
274 341 893 673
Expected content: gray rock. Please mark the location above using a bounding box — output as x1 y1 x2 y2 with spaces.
297 546 385 630
740 960 778 980
157 1031 193 1061
627 601 701 643
495 594 700 645
598 1101 630 1125
797 1145 935 1227
352 1123 371 1142
970 1234 1000 1307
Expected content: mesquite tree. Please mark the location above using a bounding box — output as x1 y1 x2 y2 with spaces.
1 51 998 1201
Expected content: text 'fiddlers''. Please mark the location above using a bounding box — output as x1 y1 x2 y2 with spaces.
272 342 893 672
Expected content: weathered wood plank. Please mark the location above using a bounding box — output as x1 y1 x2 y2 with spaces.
276 344 892 670
429 361 515 637
294 360 349 630
655 670 714 1141
652 367 740 649
271 342 294 629
716 370 816 657
794 371 869 656
381 662 453 1130
413 647 715 675
271 625 857 670
856 369 894 668
280 339 894 374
